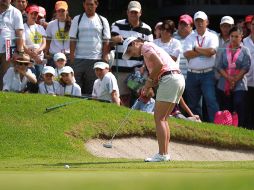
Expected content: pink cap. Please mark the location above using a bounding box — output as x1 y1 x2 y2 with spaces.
245 15 253 23
26 5 39 14
38 6 46 17
179 14 193 25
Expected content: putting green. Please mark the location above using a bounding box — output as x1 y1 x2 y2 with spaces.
0 169 253 190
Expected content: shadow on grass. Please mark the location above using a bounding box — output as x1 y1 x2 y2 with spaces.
34 160 143 167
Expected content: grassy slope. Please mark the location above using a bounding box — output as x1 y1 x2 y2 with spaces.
1 92 254 190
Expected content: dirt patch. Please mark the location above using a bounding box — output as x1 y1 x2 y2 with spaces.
85 137 254 161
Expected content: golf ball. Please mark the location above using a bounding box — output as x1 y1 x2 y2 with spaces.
64 164 70 169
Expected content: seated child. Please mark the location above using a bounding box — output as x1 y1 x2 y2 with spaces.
3 54 37 92
39 66 60 95
58 66 81 96
53 52 67 81
170 97 201 122
92 62 120 105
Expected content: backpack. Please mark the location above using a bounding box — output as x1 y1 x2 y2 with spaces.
214 110 238 127
76 12 105 40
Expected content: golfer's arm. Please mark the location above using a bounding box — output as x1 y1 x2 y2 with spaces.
147 54 163 80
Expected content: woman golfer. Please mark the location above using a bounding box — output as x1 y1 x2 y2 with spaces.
122 37 185 162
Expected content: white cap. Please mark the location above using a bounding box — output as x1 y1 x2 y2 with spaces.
122 37 138 60
53 52 67 62
59 66 74 75
42 66 55 75
194 11 208 21
220 16 234 25
94 62 109 69
128 1 141 12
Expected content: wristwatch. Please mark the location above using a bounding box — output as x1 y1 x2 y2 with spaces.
17 50 24 55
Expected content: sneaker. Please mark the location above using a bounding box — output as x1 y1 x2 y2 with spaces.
144 153 171 162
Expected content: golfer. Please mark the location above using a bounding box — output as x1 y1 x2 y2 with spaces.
122 37 185 162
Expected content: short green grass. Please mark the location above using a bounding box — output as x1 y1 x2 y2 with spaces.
1 92 254 190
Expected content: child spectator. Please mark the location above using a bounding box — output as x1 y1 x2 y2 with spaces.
23 5 47 80
3 54 37 92
132 88 155 113
53 52 67 80
58 66 81 96
92 62 120 105
39 66 60 95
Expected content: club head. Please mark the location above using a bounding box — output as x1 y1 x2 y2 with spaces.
103 142 113 148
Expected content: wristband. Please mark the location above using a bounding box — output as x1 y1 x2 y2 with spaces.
193 46 196 52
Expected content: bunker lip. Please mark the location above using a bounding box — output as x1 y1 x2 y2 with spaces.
85 137 254 161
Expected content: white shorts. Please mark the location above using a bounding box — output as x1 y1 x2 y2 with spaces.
156 73 185 103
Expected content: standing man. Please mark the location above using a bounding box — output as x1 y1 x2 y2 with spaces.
69 0 111 95
12 0 28 23
111 1 153 106
183 11 219 122
0 0 24 89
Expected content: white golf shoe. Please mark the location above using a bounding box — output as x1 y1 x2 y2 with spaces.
144 153 171 162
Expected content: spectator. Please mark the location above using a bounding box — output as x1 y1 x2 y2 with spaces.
183 11 219 122
173 14 194 78
244 15 253 38
37 6 48 29
12 0 28 23
243 17 254 129
53 52 67 80
3 54 37 92
110 1 153 107
39 66 60 95
0 0 24 89
154 20 181 65
45 1 71 67
154 21 162 39
92 61 120 105
69 0 111 95
58 66 81 96
216 26 251 127
23 5 46 80
122 37 185 162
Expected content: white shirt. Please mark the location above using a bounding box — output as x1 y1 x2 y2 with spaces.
243 36 254 87
69 13 110 59
3 67 35 92
23 23 46 60
58 83 81 96
0 5 24 53
92 72 119 102
46 19 70 54
183 29 219 70
153 38 182 65
39 81 60 95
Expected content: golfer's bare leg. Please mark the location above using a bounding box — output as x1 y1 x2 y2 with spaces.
154 101 175 155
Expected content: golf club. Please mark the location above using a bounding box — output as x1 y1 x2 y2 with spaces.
45 95 110 112
103 100 138 148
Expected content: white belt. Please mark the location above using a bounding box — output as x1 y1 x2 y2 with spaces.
188 68 213 74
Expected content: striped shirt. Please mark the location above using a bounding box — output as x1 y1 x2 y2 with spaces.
111 19 153 71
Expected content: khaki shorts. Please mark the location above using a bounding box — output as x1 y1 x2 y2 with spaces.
156 73 185 103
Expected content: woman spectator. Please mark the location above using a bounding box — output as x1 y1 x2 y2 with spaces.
243 17 254 130
153 20 182 65
122 37 185 162
23 5 47 80
216 26 251 127
45 1 71 67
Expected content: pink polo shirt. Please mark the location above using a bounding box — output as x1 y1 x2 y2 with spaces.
141 42 179 79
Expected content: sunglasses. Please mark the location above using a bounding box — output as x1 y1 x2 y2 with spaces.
16 62 29 66
56 59 65 62
161 27 171 32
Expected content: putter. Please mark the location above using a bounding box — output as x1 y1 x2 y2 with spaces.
103 100 138 148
